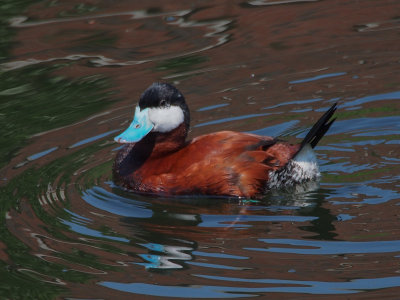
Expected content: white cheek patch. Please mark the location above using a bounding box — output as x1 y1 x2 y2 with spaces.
148 106 185 132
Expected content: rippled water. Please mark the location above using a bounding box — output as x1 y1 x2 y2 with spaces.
1 0 399 299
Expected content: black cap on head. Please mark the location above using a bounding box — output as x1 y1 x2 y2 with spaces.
139 82 190 129
139 82 184 108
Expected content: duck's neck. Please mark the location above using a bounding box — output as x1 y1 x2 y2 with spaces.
142 122 188 158
113 123 188 178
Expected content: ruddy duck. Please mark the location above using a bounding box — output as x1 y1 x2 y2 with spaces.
113 82 337 198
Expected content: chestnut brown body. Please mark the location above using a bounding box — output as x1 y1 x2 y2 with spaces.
113 124 299 198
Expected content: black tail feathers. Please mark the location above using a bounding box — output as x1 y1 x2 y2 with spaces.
299 102 337 151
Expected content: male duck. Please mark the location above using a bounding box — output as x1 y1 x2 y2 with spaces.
113 82 337 198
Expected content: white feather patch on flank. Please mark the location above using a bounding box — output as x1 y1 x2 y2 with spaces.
292 144 320 179
148 105 184 133
267 144 320 190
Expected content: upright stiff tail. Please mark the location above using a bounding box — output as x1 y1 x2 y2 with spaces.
299 102 337 151
267 103 337 190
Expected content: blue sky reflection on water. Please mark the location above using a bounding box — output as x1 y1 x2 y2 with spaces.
289 72 347 84
246 238 400 254
99 275 400 297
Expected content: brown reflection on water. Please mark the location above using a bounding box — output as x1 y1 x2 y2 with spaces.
1 0 400 298
3 0 399 177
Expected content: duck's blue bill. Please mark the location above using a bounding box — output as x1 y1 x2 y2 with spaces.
114 106 154 143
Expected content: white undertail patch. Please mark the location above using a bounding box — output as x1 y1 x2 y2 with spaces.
267 144 320 190
148 105 184 133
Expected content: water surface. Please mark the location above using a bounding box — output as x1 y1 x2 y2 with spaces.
0 0 399 299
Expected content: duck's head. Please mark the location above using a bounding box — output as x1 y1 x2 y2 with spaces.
115 82 190 144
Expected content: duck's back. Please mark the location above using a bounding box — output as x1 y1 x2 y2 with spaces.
119 131 299 198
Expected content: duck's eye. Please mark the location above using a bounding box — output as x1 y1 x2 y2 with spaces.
135 124 141 129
